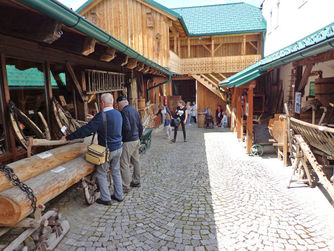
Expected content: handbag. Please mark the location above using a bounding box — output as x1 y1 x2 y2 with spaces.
85 112 110 165
171 117 181 127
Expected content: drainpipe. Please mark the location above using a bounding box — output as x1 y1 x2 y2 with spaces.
147 75 172 102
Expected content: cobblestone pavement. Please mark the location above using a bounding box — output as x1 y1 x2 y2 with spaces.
51 126 334 250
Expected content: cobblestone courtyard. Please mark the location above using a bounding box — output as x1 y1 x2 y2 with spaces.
54 127 334 250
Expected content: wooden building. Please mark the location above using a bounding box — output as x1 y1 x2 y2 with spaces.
78 1 266 123
0 0 171 163
220 22 334 163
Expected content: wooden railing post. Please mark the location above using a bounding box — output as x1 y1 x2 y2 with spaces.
236 87 242 140
246 84 254 154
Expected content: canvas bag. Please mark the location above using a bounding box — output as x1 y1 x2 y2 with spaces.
85 112 110 165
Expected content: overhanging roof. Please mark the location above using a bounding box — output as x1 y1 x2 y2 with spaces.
172 3 266 37
220 22 334 88
16 0 172 76
77 1 265 37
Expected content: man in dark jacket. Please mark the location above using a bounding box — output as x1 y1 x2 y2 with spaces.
117 96 143 193
63 93 123 205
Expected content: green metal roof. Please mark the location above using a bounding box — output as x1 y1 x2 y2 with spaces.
220 22 334 88
7 65 65 88
172 3 266 36
17 0 172 76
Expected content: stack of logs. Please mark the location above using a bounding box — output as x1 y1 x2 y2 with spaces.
0 142 94 227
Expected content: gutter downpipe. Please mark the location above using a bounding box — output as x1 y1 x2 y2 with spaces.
147 75 172 102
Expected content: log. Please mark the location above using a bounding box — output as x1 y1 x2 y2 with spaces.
0 156 95 226
0 142 88 192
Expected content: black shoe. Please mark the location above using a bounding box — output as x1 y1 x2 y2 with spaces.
123 187 131 193
171 139 176 143
111 194 123 202
184 139 187 142
96 198 111 206
130 182 141 188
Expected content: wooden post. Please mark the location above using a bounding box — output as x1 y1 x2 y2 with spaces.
236 87 242 140
283 117 288 166
211 37 215 57
187 38 191 58
177 38 181 56
43 61 52 128
231 87 236 131
242 35 246 55
0 54 16 159
246 84 254 154
174 36 177 53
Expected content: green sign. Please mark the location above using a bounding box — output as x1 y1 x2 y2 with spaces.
309 81 315 97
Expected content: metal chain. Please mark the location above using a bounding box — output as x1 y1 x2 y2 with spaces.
0 163 37 213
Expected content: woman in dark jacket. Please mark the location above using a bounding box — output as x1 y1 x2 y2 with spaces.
171 100 188 143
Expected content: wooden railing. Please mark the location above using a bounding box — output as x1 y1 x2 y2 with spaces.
169 51 261 74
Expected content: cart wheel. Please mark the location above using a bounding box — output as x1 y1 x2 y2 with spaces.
251 144 264 156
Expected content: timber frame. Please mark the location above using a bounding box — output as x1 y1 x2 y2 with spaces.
0 0 169 163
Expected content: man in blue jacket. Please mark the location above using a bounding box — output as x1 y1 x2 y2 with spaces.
63 93 123 205
117 96 143 193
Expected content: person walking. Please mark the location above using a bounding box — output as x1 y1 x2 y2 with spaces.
171 100 188 143
186 101 191 125
117 96 143 193
191 101 197 124
63 93 123 206
216 105 223 127
156 104 172 139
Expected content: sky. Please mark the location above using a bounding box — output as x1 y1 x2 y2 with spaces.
59 0 262 11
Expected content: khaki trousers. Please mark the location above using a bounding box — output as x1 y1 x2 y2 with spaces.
120 140 140 189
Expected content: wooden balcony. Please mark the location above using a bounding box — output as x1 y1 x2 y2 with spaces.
169 51 261 74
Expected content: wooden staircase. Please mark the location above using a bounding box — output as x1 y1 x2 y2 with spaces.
192 74 227 102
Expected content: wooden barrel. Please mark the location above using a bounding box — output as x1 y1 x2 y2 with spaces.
315 78 334 106
138 98 146 109
198 114 205 128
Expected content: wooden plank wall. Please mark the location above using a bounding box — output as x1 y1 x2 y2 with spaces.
83 0 170 67
197 83 226 123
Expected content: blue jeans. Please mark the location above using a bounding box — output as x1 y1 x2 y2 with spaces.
96 147 123 201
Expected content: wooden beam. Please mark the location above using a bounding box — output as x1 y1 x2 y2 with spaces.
143 66 150 73
209 74 221 83
0 54 16 159
218 73 227 79
211 38 215 57
201 74 218 87
127 59 138 69
187 38 191 58
297 64 313 92
135 63 145 72
214 42 224 53
246 85 254 154
200 40 211 54
293 49 334 67
100 48 116 62
0 33 122 72
65 62 84 102
248 41 257 51
121 56 129 67
82 37 96 56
